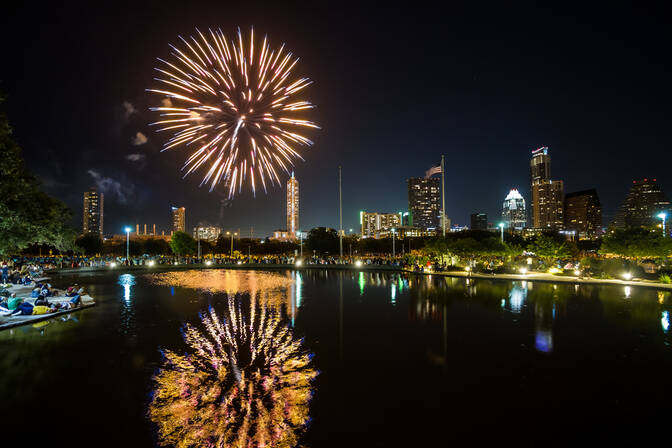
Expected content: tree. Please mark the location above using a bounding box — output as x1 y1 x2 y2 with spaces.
600 227 672 258
76 233 104 255
170 231 197 255
143 238 172 255
0 94 77 255
529 234 575 261
305 227 339 254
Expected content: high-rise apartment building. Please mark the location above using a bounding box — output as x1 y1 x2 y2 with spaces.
502 189 527 230
171 206 186 233
408 177 441 230
360 211 402 238
532 181 564 229
613 179 670 228
564 189 602 238
470 213 488 231
82 187 103 235
193 226 222 241
530 147 564 229
287 172 299 237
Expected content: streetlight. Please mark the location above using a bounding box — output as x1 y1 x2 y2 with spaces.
498 222 505 242
124 227 132 263
226 231 237 259
296 230 303 257
658 212 668 237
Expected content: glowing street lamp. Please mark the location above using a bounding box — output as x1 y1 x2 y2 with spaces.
498 222 505 242
658 212 668 237
296 230 303 257
124 227 132 262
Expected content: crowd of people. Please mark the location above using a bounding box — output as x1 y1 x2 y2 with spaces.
0 266 85 318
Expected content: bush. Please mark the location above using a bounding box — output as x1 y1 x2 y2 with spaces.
660 274 672 284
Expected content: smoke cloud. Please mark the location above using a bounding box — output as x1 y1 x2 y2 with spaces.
88 169 134 204
132 131 148 146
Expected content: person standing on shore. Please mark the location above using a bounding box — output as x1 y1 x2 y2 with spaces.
1 263 8 284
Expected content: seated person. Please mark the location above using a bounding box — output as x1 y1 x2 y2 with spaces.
68 294 82 307
34 295 53 307
8 299 34 316
6 293 22 311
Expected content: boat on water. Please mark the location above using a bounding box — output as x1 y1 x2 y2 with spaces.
0 278 96 331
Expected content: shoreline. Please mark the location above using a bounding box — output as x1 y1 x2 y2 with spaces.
47 263 672 291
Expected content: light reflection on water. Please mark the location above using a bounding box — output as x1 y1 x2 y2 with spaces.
118 274 136 336
148 293 317 447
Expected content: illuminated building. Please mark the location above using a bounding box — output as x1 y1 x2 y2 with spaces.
192 226 222 241
530 146 551 186
613 178 671 228
470 213 487 231
408 177 441 230
530 147 563 229
395 226 434 238
360 211 401 238
501 189 527 230
564 189 602 238
286 172 299 237
82 187 103 235
171 206 185 233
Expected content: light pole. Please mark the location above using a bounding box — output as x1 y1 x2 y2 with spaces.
297 230 303 257
124 227 132 263
226 231 237 259
658 212 668 237
391 228 396 258
498 222 505 242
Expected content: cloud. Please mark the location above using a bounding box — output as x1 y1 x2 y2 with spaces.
123 101 137 118
161 98 173 108
126 153 145 162
88 169 134 204
131 131 148 146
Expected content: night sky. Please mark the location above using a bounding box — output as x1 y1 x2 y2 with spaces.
3 2 671 236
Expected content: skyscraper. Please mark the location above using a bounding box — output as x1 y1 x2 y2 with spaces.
530 146 551 186
360 211 401 238
286 172 299 236
564 189 602 238
408 177 441 230
171 206 186 233
613 179 670 228
502 189 527 230
82 187 103 235
530 147 564 229
470 213 488 231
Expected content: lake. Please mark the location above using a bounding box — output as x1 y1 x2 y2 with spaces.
1 268 670 446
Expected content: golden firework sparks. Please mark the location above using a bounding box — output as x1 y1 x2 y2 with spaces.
148 27 318 197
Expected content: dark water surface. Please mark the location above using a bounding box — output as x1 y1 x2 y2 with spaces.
1 269 671 447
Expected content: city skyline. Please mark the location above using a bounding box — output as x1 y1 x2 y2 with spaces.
3 3 671 236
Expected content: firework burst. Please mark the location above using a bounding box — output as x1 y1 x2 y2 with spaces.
148 27 318 197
